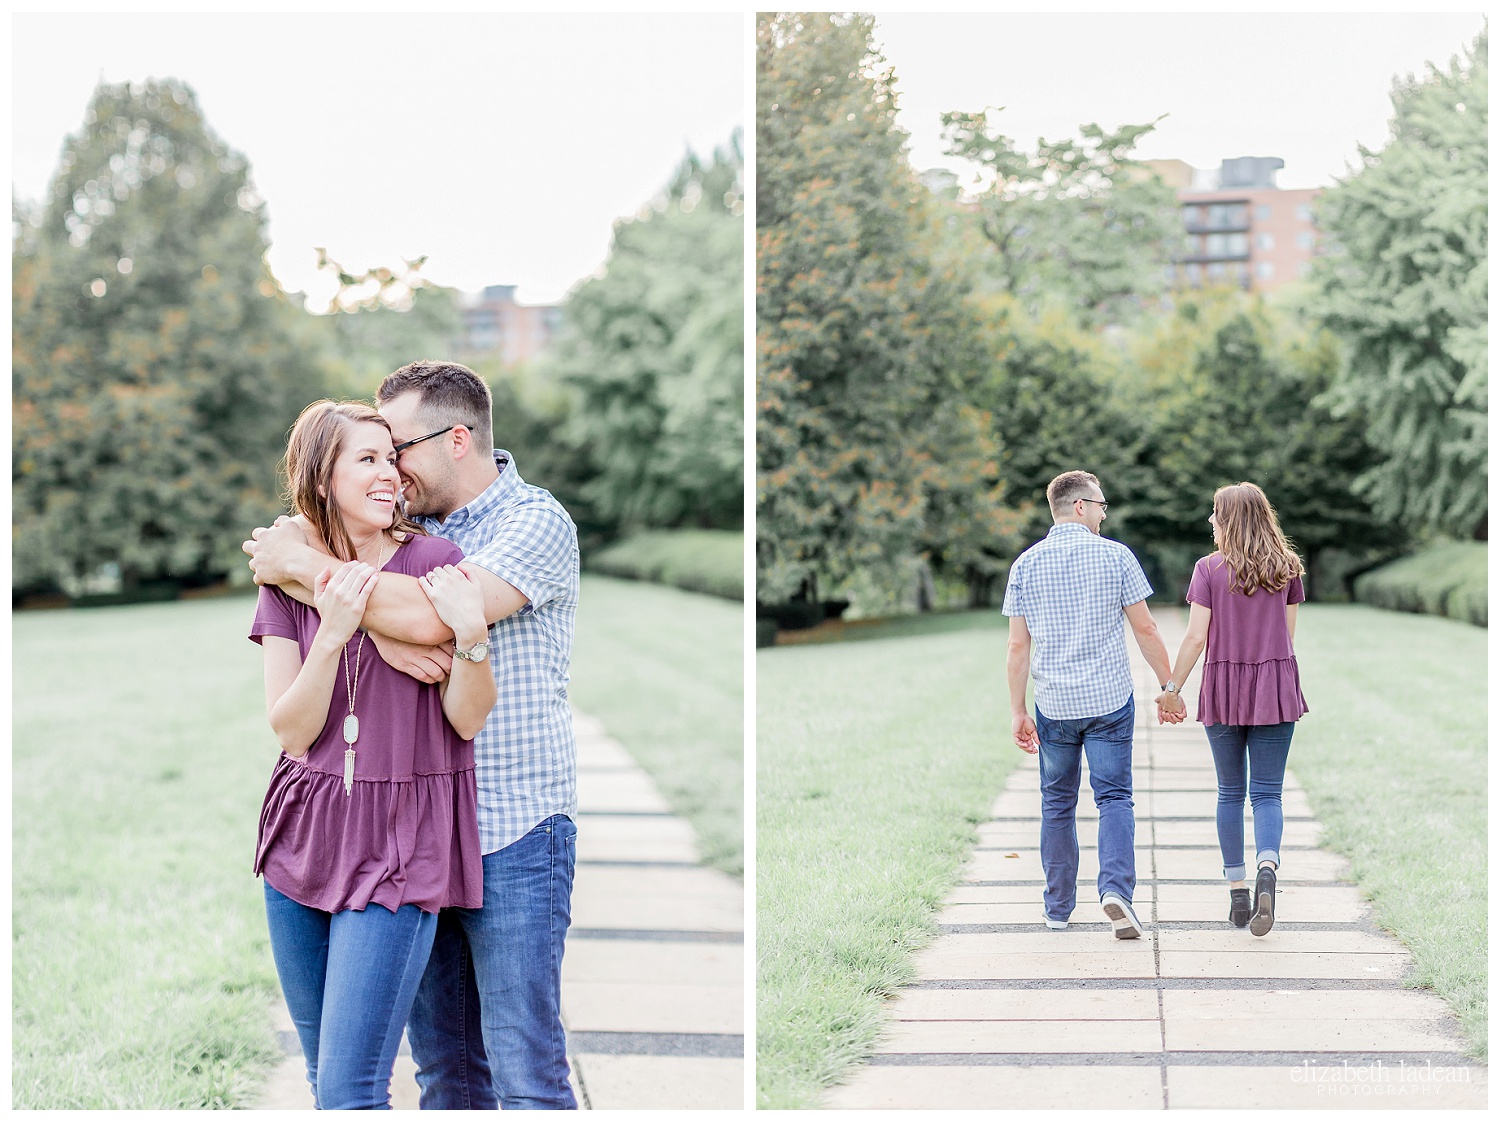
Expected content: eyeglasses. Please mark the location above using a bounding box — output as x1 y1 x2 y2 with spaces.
392 426 457 456
1078 498 1109 513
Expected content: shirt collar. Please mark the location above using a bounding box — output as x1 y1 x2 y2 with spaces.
1046 521 1096 539
426 450 521 529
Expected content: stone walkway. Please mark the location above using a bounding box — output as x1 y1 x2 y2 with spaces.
252 709 744 1109
826 610 1486 1109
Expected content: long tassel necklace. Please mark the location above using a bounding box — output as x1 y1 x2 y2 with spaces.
340 537 391 796
341 630 367 795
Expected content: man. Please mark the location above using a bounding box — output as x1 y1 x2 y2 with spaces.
1002 470 1186 938
244 360 580 1109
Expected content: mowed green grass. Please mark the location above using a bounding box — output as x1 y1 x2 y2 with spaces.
755 604 1487 1106
13 578 742 1108
569 574 744 877
756 623 1016 1109
13 594 283 1108
1291 604 1487 1057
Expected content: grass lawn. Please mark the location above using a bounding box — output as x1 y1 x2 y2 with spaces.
568 574 744 877
13 594 283 1108
1291 604 1487 1057
756 619 1015 1109
12 577 741 1108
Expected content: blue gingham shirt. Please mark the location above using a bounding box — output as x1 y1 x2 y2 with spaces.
1001 523 1153 720
415 450 579 854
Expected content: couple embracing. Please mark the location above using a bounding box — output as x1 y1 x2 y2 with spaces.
1004 470 1308 939
243 360 580 1109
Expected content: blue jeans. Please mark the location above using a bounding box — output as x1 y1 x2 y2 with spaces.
406 814 577 1110
1205 722 1295 880
1035 699 1137 922
263 883 438 1110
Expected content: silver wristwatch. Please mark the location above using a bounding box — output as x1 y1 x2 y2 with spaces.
1162 680 1180 694
454 639 490 663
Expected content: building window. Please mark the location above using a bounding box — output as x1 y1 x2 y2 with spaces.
1186 234 1203 255
1182 205 1201 226
1256 232 1274 251
1297 231 1316 250
1255 204 1272 221
1185 263 1203 285
1226 232 1248 256
1257 261 1274 279
1206 262 1227 280
1295 203 1313 221
1298 261 1313 279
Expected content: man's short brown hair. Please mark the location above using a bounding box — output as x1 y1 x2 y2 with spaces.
376 360 494 452
1046 470 1102 517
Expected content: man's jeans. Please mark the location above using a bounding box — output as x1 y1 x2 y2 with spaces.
406 814 578 1110
1204 722 1296 880
1035 699 1137 922
264 883 438 1110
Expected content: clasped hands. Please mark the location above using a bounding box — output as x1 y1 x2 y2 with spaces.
1155 689 1188 725
242 515 456 685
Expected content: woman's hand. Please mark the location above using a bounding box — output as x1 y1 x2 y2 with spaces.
419 565 489 649
313 560 380 647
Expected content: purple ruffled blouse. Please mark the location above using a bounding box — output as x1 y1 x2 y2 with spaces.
1186 553 1309 727
249 533 483 914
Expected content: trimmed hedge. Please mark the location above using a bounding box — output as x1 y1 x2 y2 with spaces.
586 529 743 601
1353 541 1486 627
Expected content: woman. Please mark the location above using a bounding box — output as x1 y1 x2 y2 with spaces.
1157 482 1308 937
249 400 494 1108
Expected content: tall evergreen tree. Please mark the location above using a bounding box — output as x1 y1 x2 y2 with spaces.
1310 29 1487 538
13 78 323 593
757 12 1013 605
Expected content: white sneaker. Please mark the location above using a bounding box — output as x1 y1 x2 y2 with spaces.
1044 917 1069 931
1101 892 1144 940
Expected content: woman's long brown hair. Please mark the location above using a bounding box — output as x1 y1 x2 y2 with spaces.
1214 482 1304 596
282 400 425 561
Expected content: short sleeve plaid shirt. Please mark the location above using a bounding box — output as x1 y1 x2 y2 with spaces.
415 450 579 854
1001 522 1153 720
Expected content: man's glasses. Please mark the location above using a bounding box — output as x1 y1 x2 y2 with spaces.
392 426 457 456
1078 498 1109 513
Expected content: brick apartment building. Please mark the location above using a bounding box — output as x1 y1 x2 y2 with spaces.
1148 156 1322 293
457 284 563 366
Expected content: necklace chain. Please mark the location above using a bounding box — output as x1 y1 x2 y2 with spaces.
340 536 391 719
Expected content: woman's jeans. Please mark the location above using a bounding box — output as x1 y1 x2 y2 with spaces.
1204 721 1296 881
264 883 438 1110
1036 699 1137 923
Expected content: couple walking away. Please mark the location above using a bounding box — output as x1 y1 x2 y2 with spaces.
1004 471 1308 939
243 361 581 1110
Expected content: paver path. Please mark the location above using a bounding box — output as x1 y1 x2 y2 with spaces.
826 609 1486 1109
252 708 744 1109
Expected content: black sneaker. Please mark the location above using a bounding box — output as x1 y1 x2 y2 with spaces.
1250 866 1277 936
1229 888 1251 928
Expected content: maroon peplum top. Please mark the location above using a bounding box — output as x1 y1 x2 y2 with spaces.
249 533 483 914
1186 552 1310 727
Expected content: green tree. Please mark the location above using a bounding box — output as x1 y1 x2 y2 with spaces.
757 12 1014 606
13 78 323 594
941 110 1185 326
1309 28 1487 538
1124 307 1401 599
544 135 744 533
309 252 464 400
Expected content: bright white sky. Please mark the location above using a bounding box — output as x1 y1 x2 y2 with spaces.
873 11 1486 192
12 12 744 309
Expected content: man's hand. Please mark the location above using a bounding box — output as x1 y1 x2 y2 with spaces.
243 515 311 586
1155 691 1187 725
1012 712 1040 754
368 632 454 685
